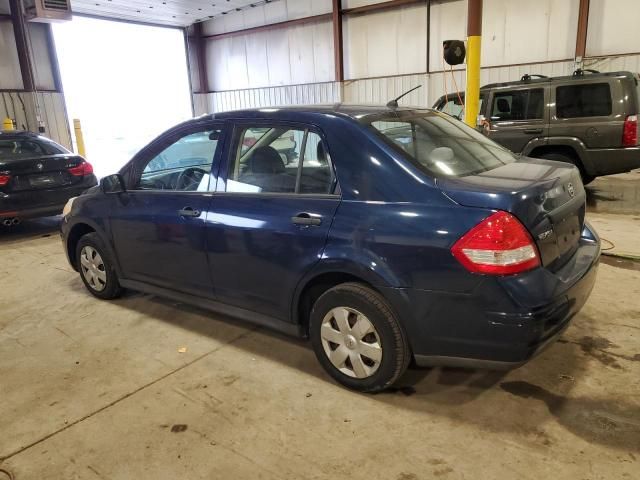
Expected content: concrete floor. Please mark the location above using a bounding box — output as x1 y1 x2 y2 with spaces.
1 174 639 479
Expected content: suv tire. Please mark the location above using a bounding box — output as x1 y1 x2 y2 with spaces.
309 282 410 392
539 152 595 185
76 232 123 300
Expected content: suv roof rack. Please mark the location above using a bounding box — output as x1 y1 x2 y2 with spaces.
573 68 600 76
520 74 549 82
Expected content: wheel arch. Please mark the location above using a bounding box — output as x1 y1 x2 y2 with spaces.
527 137 595 175
65 218 118 273
291 261 394 336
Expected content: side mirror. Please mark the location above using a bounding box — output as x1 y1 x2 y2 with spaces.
100 173 126 194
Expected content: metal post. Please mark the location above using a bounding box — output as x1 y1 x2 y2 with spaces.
464 0 482 128
73 119 87 158
332 0 344 82
2 118 14 131
575 0 590 61
9 0 35 92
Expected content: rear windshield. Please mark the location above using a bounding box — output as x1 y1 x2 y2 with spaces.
556 83 612 118
363 111 516 178
0 137 67 160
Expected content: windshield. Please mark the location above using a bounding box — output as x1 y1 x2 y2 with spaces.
363 110 516 177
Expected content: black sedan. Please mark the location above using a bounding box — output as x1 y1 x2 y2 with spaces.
0 131 97 226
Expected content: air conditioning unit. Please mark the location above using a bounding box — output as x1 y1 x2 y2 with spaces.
25 0 72 23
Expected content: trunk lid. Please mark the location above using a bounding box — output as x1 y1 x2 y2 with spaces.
437 158 586 270
0 154 86 192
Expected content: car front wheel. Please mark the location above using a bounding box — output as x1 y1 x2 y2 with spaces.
76 232 122 300
309 282 410 392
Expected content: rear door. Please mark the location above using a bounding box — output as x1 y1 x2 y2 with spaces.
108 121 227 297
487 86 548 153
206 121 340 321
549 79 616 148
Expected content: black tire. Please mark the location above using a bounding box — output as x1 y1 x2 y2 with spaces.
309 282 411 392
76 232 122 300
539 152 595 185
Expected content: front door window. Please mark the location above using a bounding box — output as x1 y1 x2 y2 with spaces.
136 129 223 191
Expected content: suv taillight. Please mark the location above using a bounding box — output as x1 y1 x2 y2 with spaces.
451 211 540 275
68 161 94 176
0 174 10 186
622 115 638 147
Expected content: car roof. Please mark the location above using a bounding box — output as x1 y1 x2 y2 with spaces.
436 70 638 101
0 130 41 140
209 103 427 121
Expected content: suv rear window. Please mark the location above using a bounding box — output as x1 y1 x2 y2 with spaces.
364 111 516 178
490 89 544 121
556 83 612 118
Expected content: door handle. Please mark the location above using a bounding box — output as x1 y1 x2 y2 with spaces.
524 128 543 134
291 212 322 226
178 206 201 218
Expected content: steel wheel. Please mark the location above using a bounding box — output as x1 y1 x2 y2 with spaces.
320 306 383 379
80 245 107 292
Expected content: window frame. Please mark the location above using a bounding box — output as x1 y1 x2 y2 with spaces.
489 87 546 123
128 121 228 194
216 120 339 198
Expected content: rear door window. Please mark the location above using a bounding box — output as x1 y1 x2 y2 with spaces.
556 83 612 118
490 89 544 121
226 126 335 195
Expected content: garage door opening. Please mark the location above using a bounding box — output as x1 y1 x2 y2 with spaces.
52 16 193 179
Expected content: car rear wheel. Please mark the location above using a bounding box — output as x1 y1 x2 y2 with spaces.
76 233 122 300
309 282 410 392
539 152 595 185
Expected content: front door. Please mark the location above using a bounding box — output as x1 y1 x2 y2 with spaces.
108 121 227 297
486 87 548 153
206 122 341 321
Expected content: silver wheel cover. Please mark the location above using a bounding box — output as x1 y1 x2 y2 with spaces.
80 246 107 292
320 307 382 379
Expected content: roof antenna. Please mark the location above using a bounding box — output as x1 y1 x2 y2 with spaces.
386 85 422 108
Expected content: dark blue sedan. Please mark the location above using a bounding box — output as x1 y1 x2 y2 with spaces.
60 106 600 392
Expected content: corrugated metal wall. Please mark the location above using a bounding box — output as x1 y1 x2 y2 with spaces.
201 81 343 114
0 91 73 150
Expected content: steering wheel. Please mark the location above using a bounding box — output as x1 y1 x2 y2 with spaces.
176 167 207 191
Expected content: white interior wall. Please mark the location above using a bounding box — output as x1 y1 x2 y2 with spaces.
202 0 332 36
206 19 335 91
482 0 579 66
0 21 22 89
586 0 640 56
28 23 56 91
197 0 640 113
344 3 428 79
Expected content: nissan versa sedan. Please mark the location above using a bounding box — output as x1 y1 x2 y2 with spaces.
0 131 97 225
60 106 600 392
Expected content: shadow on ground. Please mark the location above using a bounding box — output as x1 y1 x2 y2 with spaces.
0 216 61 244
100 286 640 454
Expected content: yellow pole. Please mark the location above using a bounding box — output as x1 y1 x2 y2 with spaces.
464 0 483 128
73 118 87 158
2 118 14 131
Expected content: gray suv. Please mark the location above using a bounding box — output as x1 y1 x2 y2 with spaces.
433 70 640 183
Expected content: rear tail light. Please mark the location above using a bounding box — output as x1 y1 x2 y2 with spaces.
451 211 540 275
0 174 10 186
68 161 94 176
622 115 638 147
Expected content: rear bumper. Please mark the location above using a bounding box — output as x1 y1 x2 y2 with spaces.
583 146 640 176
0 176 96 219
381 224 601 369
